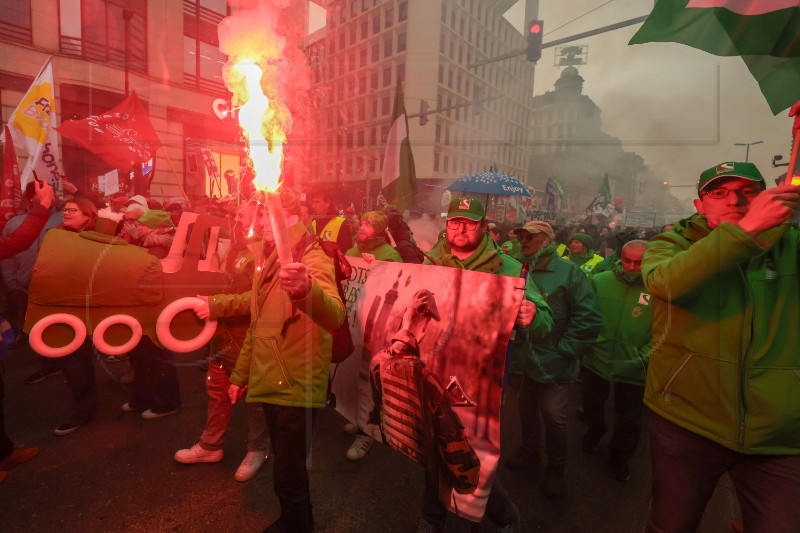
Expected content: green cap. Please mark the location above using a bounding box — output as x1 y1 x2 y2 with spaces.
698 162 766 194
447 196 485 221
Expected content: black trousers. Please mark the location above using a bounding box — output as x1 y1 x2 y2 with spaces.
0 366 14 460
262 403 316 533
581 368 644 460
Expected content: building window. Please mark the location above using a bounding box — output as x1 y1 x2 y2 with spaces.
396 63 405 83
370 70 378 90
360 20 368 39
60 0 148 74
1 1 32 44
383 66 392 87
382 95 390 115
371 42 379 62
399 1 407 22
397 32 406 52
373 14 380 34
385 6 393 28
384 37 393 57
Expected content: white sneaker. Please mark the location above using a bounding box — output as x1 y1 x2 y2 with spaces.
235 450 268 481
343 422 359 435
174 443 223 464
346 434 373 461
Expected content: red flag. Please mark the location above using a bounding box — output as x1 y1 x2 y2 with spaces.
56 91 161 171
1 125 23 232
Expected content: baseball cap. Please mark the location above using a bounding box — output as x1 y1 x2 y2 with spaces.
447 196 485 221
513 220 555 240
698 162 766 194
125 194 149 210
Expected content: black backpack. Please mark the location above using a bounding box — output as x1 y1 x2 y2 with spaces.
293 235 354 364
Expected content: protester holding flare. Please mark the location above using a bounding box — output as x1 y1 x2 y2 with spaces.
194 190 344 533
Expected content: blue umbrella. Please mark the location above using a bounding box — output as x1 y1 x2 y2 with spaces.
446 171 532 197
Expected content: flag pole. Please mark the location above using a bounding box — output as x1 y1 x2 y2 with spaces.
159 145 191 206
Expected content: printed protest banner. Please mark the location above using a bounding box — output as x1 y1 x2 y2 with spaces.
334 258 523 522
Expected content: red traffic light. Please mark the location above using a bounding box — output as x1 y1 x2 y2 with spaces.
530 23 542 34
661 180 669 186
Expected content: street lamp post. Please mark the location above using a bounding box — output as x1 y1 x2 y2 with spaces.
734 140 763 162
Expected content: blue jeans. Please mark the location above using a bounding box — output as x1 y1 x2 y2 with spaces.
648 413 800 533
516 375 570 468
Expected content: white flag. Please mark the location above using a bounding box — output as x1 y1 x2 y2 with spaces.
0 57 62 191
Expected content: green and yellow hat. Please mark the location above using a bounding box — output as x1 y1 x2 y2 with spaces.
446 196 485 221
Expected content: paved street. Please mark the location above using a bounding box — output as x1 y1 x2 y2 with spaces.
1 346 736 532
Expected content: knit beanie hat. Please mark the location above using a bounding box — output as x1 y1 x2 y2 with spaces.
569 232 593 251
361 211 389 234
139 210 174 229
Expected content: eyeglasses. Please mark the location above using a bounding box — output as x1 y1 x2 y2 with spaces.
702 186 760 200
62 207 80 214
446 219 479 231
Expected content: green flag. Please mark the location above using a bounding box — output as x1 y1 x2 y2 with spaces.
629 0 800 113
379 81 417 211
585 174 614 218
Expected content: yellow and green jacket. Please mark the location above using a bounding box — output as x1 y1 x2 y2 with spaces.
208 223 345 408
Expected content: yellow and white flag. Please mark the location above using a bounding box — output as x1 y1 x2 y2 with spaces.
0 57 62 190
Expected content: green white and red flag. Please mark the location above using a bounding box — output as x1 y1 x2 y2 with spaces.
630 0 800 113
379 81 417 212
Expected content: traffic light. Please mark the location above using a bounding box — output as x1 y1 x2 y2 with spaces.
526 20 544 62
661 180 669 187
419 100 429 126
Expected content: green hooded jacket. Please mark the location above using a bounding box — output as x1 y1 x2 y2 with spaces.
425 233 553 339
582 261 651 386
642 214 800 454
346 237 402 262
511 243 602 383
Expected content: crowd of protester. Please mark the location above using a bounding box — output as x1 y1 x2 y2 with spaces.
1 159 797 532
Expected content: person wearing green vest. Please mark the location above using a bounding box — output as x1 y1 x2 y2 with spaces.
345 211 402 263
564 232 603 275
421 195 552 532
581 239 651 483
344 210 402 462
642 162 800 532
505 220 602 500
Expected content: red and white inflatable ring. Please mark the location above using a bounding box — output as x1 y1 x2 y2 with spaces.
92 314 143 356
29 313 87 358
156 297 217 352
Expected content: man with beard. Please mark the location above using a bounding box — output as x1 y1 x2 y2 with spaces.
505 220 601 500
421 196 552 532
346 210 402 263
